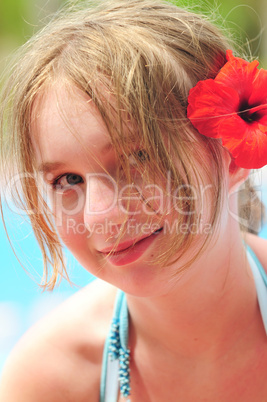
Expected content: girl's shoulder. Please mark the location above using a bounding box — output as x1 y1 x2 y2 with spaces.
244 232 267 273
0 279 117 402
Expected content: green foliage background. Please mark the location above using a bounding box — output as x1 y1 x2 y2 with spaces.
0 0 266 67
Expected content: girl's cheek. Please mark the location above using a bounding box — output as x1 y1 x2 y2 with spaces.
56 214 87 246
138 177 174 218
50 189 86 231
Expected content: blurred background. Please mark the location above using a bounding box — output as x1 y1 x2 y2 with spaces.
0 0 267 374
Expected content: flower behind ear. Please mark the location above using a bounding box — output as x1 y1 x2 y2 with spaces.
187 50 267 169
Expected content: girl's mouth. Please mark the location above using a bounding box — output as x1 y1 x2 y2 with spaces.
100 227 163 266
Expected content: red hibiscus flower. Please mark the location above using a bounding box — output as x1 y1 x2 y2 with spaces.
187 50 267 169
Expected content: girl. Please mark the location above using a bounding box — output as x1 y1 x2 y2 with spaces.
1 0 267 400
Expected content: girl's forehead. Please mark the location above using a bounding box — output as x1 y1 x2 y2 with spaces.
32 83 102 125
30 84 113 167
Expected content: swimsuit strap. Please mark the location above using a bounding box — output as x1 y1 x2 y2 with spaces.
100 332 119 402
100 291 130 402
246 245 267 335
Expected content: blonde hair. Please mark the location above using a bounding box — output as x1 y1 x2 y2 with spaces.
1 0 234 289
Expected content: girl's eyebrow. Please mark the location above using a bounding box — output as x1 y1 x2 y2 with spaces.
38 143 114 173
37 162 68 173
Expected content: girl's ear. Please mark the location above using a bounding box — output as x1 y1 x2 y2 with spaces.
228 159 250 193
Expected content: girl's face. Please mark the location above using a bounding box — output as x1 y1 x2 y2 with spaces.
31 84 216 296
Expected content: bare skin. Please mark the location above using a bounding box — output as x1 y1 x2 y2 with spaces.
0 233 267 402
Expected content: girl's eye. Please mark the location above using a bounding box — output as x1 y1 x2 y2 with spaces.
52 173 84 190
128 149 150 166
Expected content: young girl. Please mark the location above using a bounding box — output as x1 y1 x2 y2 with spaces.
1 0 267 400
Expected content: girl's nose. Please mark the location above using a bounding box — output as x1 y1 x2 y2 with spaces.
83 173 128 230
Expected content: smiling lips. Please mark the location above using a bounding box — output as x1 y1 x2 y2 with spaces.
99 228 163 266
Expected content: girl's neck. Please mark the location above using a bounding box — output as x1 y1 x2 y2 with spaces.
126 230 262 363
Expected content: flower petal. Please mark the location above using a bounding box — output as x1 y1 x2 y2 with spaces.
218 115 247 141
215 50 259 100
219 117 267 168
249 68 267 106
187 80 239 138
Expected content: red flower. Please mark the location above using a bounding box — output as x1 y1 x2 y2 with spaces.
187 50 267 169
